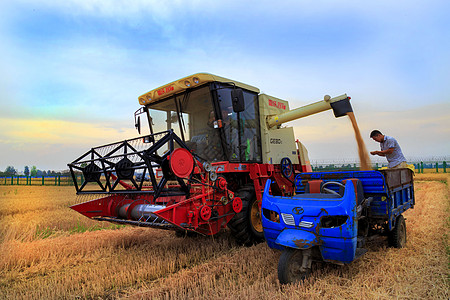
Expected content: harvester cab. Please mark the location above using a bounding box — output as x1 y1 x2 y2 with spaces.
68 73 353 245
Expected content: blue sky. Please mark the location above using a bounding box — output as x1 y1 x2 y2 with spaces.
0 0 449 171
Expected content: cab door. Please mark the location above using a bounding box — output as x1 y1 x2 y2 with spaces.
214 84 261 163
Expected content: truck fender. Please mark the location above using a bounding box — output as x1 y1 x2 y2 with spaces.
275 229 320 250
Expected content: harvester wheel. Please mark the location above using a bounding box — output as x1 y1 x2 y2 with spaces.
388 215 406 248
278 248 311 284
227 185 264 246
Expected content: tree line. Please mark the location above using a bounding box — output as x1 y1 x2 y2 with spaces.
1 166 70 177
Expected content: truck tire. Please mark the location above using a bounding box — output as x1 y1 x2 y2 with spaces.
278 248 311 284
388 215 406 248
227 185 265 246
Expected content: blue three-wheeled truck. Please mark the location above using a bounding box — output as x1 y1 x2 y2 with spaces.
262 168 414 284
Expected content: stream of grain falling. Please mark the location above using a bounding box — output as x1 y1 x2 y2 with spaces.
347 112 372 171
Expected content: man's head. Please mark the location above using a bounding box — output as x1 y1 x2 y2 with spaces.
370 130 384 143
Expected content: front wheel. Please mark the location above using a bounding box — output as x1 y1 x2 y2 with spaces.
227 185 264 246
388 215 406 248
278 248 311 284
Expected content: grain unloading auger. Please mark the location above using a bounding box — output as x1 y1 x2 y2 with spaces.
69 73 353 243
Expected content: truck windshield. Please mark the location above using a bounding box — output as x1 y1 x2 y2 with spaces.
147 86 226 162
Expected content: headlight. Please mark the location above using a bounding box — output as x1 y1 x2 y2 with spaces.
281 213 295 226
299 221 314 228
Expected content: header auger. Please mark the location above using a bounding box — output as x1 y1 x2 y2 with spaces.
69 72 353 245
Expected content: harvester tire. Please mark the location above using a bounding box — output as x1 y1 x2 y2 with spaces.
278 248 311 284
388 215 406 248
227 185 264 246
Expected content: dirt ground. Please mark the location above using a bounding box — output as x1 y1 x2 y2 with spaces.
0 173 448 299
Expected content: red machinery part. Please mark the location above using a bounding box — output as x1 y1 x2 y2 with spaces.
169 148 194 178
200 205 212 221
216 177 227 190
232 197 243 213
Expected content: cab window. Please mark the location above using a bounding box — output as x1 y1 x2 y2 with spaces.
216 85 261 162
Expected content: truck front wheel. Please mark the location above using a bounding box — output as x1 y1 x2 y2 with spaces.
388 215 406 248
278 248 312 284
227 185 264 246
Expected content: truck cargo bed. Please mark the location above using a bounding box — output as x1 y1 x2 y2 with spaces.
294 169 414 230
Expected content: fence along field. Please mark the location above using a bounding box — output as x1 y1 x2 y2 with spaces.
0 175 81 186
0 174 448 299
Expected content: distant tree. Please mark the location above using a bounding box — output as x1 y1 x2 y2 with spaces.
36 170 43 177
24 166 30 176
5 166 16 175
30 166 37 177
42 171 47 176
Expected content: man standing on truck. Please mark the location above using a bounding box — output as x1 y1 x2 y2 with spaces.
370 130 408 168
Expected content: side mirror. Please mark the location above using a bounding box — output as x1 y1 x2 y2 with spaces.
135 116 141 134
231 88 245 113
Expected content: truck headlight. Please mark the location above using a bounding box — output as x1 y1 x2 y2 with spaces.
299 221 314 228
281 213 295 226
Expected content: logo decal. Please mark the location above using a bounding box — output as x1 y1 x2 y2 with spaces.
268 99 287 110
292 207 304 214
157 85 174 96
270 138 283 145
270 138 282 144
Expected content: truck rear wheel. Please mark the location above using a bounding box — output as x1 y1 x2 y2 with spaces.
278 248 311 284
388 215 406 248
227 185 265 246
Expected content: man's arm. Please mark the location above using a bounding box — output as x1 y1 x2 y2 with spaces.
370 148 394 156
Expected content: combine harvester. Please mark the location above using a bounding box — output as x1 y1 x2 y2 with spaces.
68 73 353 245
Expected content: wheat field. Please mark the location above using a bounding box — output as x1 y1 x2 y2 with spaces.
0 173 448 299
